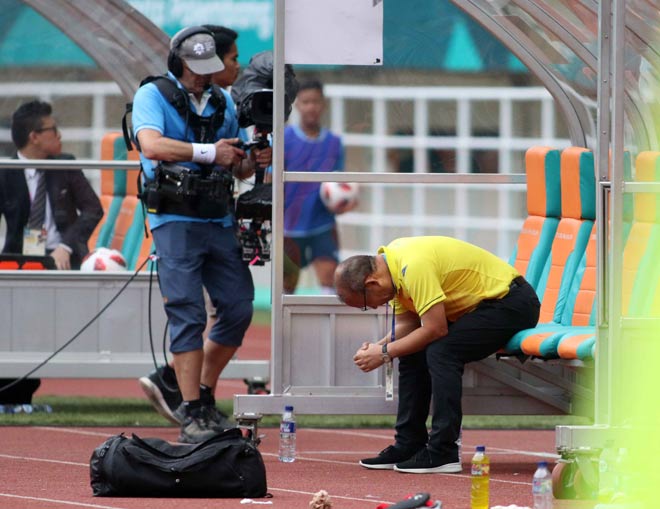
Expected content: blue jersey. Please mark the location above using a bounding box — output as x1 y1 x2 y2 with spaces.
132 72 246 229
284 125 344 237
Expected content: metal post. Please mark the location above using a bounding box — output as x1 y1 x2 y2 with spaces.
608 0 626 427
271 0 286 394
595 0 613 425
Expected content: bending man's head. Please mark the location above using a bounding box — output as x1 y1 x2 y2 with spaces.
334 255 377 309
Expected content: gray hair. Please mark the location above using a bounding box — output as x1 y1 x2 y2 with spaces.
334 255 376 302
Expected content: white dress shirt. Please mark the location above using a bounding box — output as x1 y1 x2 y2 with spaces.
19 151 65 251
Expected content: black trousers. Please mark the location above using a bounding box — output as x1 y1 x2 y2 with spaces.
393 277 540 460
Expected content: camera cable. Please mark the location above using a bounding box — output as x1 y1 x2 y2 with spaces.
0 255 150 395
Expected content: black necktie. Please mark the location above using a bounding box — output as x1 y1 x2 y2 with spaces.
27 171 47 230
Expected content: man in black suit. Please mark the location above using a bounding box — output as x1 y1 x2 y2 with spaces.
0 100 103 270
0 100 104 406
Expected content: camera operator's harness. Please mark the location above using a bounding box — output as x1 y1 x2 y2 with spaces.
123 75 272 265
123 75 235 220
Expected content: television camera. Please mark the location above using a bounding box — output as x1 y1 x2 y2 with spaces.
231 51 299 265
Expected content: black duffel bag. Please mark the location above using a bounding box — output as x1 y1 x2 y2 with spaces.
90 428 267 498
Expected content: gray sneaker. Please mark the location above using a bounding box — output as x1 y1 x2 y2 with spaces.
172 402 186 425
171 402 235 431
177 414 220 444
204 405 235 432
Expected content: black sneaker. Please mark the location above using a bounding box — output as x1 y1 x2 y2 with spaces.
138 366 182 425
177 414 220 444
359 445 417 470
394 448 462 474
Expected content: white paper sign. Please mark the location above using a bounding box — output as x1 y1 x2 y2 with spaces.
284 0 383 65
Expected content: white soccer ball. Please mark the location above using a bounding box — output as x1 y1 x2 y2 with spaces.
80 247 128 272
319 181 359 214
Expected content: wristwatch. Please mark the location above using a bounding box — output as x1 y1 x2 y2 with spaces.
381 343 392 363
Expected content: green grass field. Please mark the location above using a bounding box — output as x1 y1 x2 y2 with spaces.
0 395 592 429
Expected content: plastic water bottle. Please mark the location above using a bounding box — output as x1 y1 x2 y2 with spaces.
470 445 489 509
532 461 553 509
278 405 296 462
613 447 630 499
598 444 617 502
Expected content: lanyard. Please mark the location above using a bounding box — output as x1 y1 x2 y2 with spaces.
386 301 396 343
384 297 396 401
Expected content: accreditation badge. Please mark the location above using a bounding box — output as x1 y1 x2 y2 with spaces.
23 227 47 256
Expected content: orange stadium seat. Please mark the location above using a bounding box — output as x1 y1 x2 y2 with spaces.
90 132 153 271
508 146 561 291
503 147 595 356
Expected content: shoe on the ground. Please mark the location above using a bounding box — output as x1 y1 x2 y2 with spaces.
173 403 236 433
359 445 417 470
393 448 462 474
204 404 235 432
172 402 186 425
138 366 182 425
177 414 220 444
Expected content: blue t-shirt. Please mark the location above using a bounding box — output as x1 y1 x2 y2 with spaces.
131 72 246 229
283 125 344 237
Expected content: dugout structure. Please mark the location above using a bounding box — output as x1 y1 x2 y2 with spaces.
0 2 657 459
236 0 660 465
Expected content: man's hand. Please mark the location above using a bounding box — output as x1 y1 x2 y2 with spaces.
50 246 71 270
214 138 245 167
251 146 272 169
353 342 384 372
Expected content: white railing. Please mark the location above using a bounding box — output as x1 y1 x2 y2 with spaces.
322 84 571 267
0 82 571 276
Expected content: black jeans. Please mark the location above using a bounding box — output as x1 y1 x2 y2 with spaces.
393 277 540 460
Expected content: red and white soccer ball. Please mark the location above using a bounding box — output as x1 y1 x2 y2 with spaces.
80 247 128 272
319 182 359 214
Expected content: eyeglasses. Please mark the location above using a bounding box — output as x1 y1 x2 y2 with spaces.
362 285 368 312
34 125 58 135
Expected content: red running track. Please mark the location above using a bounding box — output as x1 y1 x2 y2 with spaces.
12 324 594 508
0 425 580 509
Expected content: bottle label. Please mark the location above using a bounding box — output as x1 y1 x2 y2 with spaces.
532 478 552 494
471 463 489 476
280 421 296 433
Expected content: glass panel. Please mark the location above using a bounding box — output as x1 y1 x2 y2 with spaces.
283 1 572 293
467 0 660 152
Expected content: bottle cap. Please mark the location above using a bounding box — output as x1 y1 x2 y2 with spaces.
538 461 548 467
285 405 294 411
476 445 485 452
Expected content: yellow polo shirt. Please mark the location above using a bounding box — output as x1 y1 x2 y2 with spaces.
379 236 519 322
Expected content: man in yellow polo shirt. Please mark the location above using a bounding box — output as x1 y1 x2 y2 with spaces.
334 236 540 474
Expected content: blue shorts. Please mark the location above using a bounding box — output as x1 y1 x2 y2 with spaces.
152 221 254 353
284 227 339 270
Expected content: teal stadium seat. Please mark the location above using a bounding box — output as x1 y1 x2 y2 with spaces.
508 146 561 291
552 151 633 361
504 147 595 356
90 132 154 271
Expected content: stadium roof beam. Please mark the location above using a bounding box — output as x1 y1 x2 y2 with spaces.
22 0 169 99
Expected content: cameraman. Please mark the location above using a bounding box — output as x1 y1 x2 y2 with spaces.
132 26 271 444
